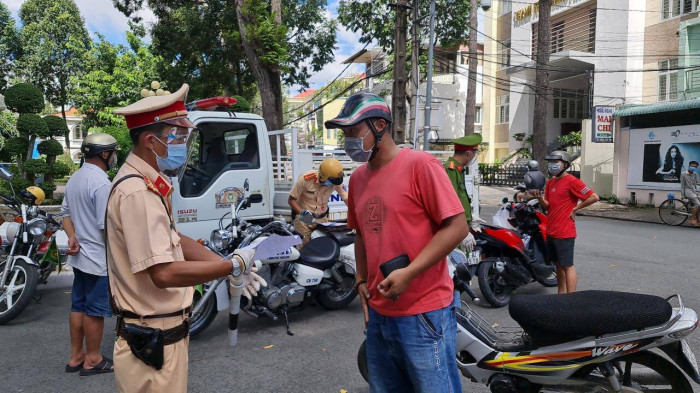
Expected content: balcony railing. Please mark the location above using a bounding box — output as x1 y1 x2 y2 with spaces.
432 73 455 84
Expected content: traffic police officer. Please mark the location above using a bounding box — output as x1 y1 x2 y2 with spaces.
288 158 348 246
108 84 265 393
445 133 482 250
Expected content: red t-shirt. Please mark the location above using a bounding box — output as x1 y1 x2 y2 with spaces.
544 174 595 239
347 148 464 317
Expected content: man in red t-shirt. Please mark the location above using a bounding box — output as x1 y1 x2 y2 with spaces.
325 93 468 392
534 150 599 294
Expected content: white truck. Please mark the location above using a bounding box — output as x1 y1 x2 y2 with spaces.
169 96 480 241
170 97 350 241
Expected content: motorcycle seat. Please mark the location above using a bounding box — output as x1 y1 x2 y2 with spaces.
299 237 340 270
509 291 673 347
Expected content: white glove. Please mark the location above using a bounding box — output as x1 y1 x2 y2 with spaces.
461 232 476 252
232 249 256 275
230 265 268 301
470 217 486 233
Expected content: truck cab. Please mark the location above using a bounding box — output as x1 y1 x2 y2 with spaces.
169 97 349 241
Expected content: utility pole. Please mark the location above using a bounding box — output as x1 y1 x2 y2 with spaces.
423 0 437 150
408 0 420 144
392 0 409 144
532 0 553 166
464 0 478 136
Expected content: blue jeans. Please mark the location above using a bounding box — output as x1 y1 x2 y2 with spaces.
366 292 462 393
71 268 112 318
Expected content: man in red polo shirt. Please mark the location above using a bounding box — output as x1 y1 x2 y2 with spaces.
534 150 599 294
325 93 468 392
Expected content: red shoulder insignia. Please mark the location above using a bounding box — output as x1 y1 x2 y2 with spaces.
457 165 463 172
304 173 317 181
154 176 171 197
448 161 455 170
143 176 159 194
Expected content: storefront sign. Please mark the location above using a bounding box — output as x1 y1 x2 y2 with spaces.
627 125 700 189
593 106 614 143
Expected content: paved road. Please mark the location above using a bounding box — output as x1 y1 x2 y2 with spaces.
1 213 699 393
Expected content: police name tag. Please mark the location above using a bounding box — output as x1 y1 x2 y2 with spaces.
467 250 481 266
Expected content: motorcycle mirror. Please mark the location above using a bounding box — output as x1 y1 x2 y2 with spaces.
249 194 263 204
501 197 509 204
243 179 249 191
299 210 314 224
0 165 13 182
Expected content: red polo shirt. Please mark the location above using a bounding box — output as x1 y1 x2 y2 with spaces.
544 174 595 239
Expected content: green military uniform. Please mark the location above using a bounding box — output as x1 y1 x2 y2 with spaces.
445 133 482 222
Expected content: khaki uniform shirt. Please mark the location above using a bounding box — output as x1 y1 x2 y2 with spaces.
290 170 348 216
106 153 193 316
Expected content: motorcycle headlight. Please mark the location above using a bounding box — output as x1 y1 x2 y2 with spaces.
209 229 232 251
27 218 47 236
1 222 21 245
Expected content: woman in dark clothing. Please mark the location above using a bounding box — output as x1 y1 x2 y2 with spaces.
656 145 684 182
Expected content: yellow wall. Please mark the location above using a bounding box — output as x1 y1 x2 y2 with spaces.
322 98 347 146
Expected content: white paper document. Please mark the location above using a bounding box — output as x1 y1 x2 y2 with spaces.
239 234 302 260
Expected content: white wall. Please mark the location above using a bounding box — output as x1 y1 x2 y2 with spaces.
581 119 614 195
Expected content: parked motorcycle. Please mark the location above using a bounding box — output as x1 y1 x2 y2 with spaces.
472 199 557 308
0 166 64 324
358 255 700 391
189 180 357 337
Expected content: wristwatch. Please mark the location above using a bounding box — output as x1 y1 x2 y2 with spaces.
230 256 246 277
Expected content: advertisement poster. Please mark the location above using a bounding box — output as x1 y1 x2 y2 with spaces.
593 106 614 143
627 125 700 189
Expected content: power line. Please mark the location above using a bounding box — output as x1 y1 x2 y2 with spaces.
283 66 393 127
284 42 371 115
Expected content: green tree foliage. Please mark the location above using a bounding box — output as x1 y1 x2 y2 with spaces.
0 165 30 196
113 0 337 134
49 160 70 178
43 116 70 138
0 112 17 158
16 114 48 137
99 125 132 167
4 83 44 114
17 0 91 148
0 2 20 93
56 152 79 177
71 31 160 129
23 158 48 182
338 1 473 52
231 96 252 112
37 139 64 156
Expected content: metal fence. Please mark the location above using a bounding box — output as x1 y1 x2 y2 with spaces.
479 164 527 187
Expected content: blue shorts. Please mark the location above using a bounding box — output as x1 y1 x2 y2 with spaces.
71 268 112 318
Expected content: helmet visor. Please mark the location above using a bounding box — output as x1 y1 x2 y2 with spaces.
176 129 200 180
162 116 197 130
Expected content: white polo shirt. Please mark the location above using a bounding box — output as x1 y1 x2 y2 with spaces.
60 163 112 276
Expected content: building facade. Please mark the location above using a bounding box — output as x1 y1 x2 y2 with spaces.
482 0 647 162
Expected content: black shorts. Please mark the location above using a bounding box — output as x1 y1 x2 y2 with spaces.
546 237 576 268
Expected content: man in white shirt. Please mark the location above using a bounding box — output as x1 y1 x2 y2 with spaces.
681 160 700 226
61 133 119 376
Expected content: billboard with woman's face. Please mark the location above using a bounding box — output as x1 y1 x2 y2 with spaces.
628 125 700 189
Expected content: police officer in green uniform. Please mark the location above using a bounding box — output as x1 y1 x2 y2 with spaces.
445 133 482 251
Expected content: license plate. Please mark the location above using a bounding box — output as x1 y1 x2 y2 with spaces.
467 250 481 266
681 339 699 375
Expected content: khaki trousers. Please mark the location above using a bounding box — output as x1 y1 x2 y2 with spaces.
114 315 189 393
294 216 329 247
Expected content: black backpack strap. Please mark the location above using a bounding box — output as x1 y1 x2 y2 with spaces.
104 174 143 316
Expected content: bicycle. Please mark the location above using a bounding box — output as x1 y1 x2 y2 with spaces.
658 194 692 226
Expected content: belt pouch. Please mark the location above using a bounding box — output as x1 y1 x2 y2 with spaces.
123 323 165 370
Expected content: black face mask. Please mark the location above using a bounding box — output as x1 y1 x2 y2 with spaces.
329 177 344 186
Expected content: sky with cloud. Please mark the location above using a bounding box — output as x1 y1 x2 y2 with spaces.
5 0 482 96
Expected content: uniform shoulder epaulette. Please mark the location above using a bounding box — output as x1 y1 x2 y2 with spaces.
144 175 171 197
304 172 317 181
448 161 455 170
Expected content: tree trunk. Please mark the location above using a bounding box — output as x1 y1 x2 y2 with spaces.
44 154 56 186
463 0 478 137
235 0 285 156
532 0 552 167
26 135 36 167
271 0 282 25
61 82 70 151
391 0 409 144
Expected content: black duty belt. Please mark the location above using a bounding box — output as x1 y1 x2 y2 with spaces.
313 209 330 219
117 317 189 346
118 306 192 320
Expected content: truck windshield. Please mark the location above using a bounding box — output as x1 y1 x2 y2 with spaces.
179 122 260 197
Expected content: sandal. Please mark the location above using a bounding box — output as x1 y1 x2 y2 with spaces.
79 356 114 376
65 361 83 373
